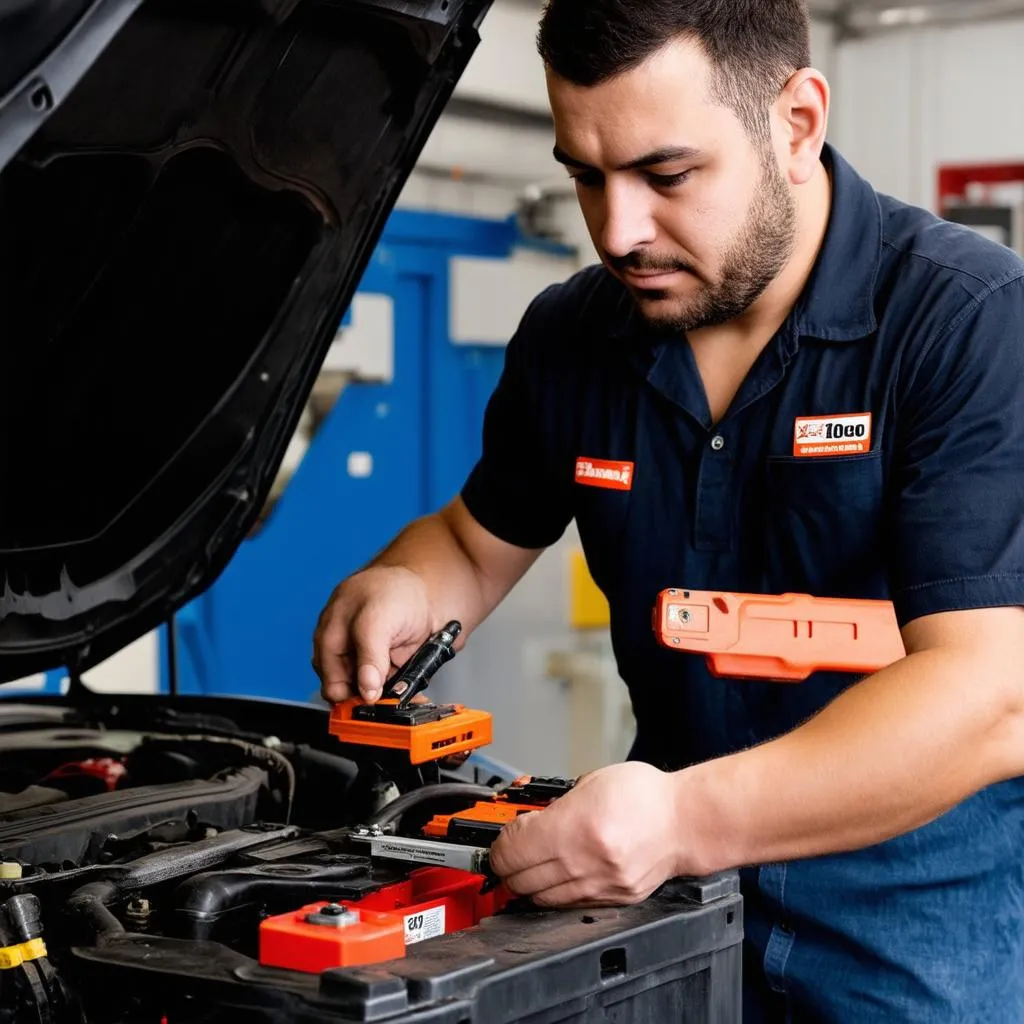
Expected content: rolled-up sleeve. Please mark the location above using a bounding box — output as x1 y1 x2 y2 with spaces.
889 274 1024 625
460 286 574 550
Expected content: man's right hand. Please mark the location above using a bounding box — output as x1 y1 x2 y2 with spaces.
312 565 433 705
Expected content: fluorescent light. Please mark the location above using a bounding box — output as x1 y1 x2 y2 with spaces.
878 6 931 24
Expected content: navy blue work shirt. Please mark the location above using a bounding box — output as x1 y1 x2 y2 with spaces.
461 143 1024 1022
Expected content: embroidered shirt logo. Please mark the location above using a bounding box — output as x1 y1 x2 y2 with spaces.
575 458 635 491
793 413 872 457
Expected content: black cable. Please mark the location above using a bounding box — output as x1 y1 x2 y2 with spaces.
367 783 496 829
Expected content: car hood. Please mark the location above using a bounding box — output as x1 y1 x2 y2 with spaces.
0 0 493 682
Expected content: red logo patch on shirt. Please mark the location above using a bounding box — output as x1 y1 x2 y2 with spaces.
793 413 872 458
575 458 635 491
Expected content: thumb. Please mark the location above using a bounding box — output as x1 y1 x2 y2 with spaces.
350 612 393 703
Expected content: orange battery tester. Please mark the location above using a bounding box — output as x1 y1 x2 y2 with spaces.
329 698 492 765
328 621 494 765
653 588 906 681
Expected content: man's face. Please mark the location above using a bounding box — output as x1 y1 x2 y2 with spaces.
546 37 797 333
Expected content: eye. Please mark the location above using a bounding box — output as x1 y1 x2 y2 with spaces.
647 170 692 189
570 170 603 189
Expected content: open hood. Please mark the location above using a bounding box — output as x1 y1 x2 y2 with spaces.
0 0 493 682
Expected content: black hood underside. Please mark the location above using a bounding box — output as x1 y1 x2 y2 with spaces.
0 0 492 682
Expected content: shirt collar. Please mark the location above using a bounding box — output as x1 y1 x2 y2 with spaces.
790 142 882 342
607 142 883 348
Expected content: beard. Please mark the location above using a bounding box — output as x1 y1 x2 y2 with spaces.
609 152 798 334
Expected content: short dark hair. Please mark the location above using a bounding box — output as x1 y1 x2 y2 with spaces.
537 0 812 140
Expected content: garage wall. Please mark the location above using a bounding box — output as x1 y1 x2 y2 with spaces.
829 17 1024 210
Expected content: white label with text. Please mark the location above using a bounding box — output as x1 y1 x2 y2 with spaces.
404 904 446 945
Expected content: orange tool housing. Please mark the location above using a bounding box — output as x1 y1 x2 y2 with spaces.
329 699 493 765
421 798 535 839
258 867 511 974
653 588 906 681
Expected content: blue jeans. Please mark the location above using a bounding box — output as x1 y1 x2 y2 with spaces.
737 780 1024 1023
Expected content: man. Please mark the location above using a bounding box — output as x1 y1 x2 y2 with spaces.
312 1 1024 1020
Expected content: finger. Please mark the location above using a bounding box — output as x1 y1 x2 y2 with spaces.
501 860 572 898
530 880 645 909
488 812 547 877
350 610 396 703
530 881 598 909
316 654 354 704
314 611 356 702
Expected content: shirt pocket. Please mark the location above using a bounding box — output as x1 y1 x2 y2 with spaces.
762 451 886 596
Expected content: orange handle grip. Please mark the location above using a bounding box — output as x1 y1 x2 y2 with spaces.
653 589 906 682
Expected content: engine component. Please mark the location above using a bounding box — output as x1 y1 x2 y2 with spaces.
0 766 270 866
65 824 300 942
173 857 380 942
0 894 71 1024
42 757 127 797
258 866 511 973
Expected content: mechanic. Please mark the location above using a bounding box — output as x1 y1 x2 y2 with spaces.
312 1 1024 1020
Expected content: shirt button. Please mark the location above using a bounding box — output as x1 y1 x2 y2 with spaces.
710 435 726 452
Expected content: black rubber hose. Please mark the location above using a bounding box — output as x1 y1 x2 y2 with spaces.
65 880 124 940
65 824 298 942
173 861 372 940
293 746 359 783
367 783 497 828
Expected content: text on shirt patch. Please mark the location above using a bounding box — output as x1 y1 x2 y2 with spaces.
793 413 872 457
575 458 635 491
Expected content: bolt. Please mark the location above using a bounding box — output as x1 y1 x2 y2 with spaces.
125 898 151 924
305 904 360 928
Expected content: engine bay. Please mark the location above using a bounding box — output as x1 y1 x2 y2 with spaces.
0 684 741 1024
0 694 560 1022
0 618 733 1024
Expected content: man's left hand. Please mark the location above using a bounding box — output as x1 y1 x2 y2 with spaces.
488 762 685 908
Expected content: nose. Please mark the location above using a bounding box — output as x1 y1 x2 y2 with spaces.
600 178 657 259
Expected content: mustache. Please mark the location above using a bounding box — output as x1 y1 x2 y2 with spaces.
607 250 693 275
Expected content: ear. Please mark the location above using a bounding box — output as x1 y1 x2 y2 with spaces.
775 68 830 186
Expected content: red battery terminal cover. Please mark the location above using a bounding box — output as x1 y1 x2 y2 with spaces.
328 699 493 765
653 588 906 682
258 867 512 974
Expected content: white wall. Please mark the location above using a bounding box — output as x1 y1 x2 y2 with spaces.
453 0 551 116
829 17 1024 210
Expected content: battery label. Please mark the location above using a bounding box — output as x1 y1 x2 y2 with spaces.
404 904 445 945
371 840 448 865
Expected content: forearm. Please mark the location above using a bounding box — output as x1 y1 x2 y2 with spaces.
678 643 1024 876
368 499 541 637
